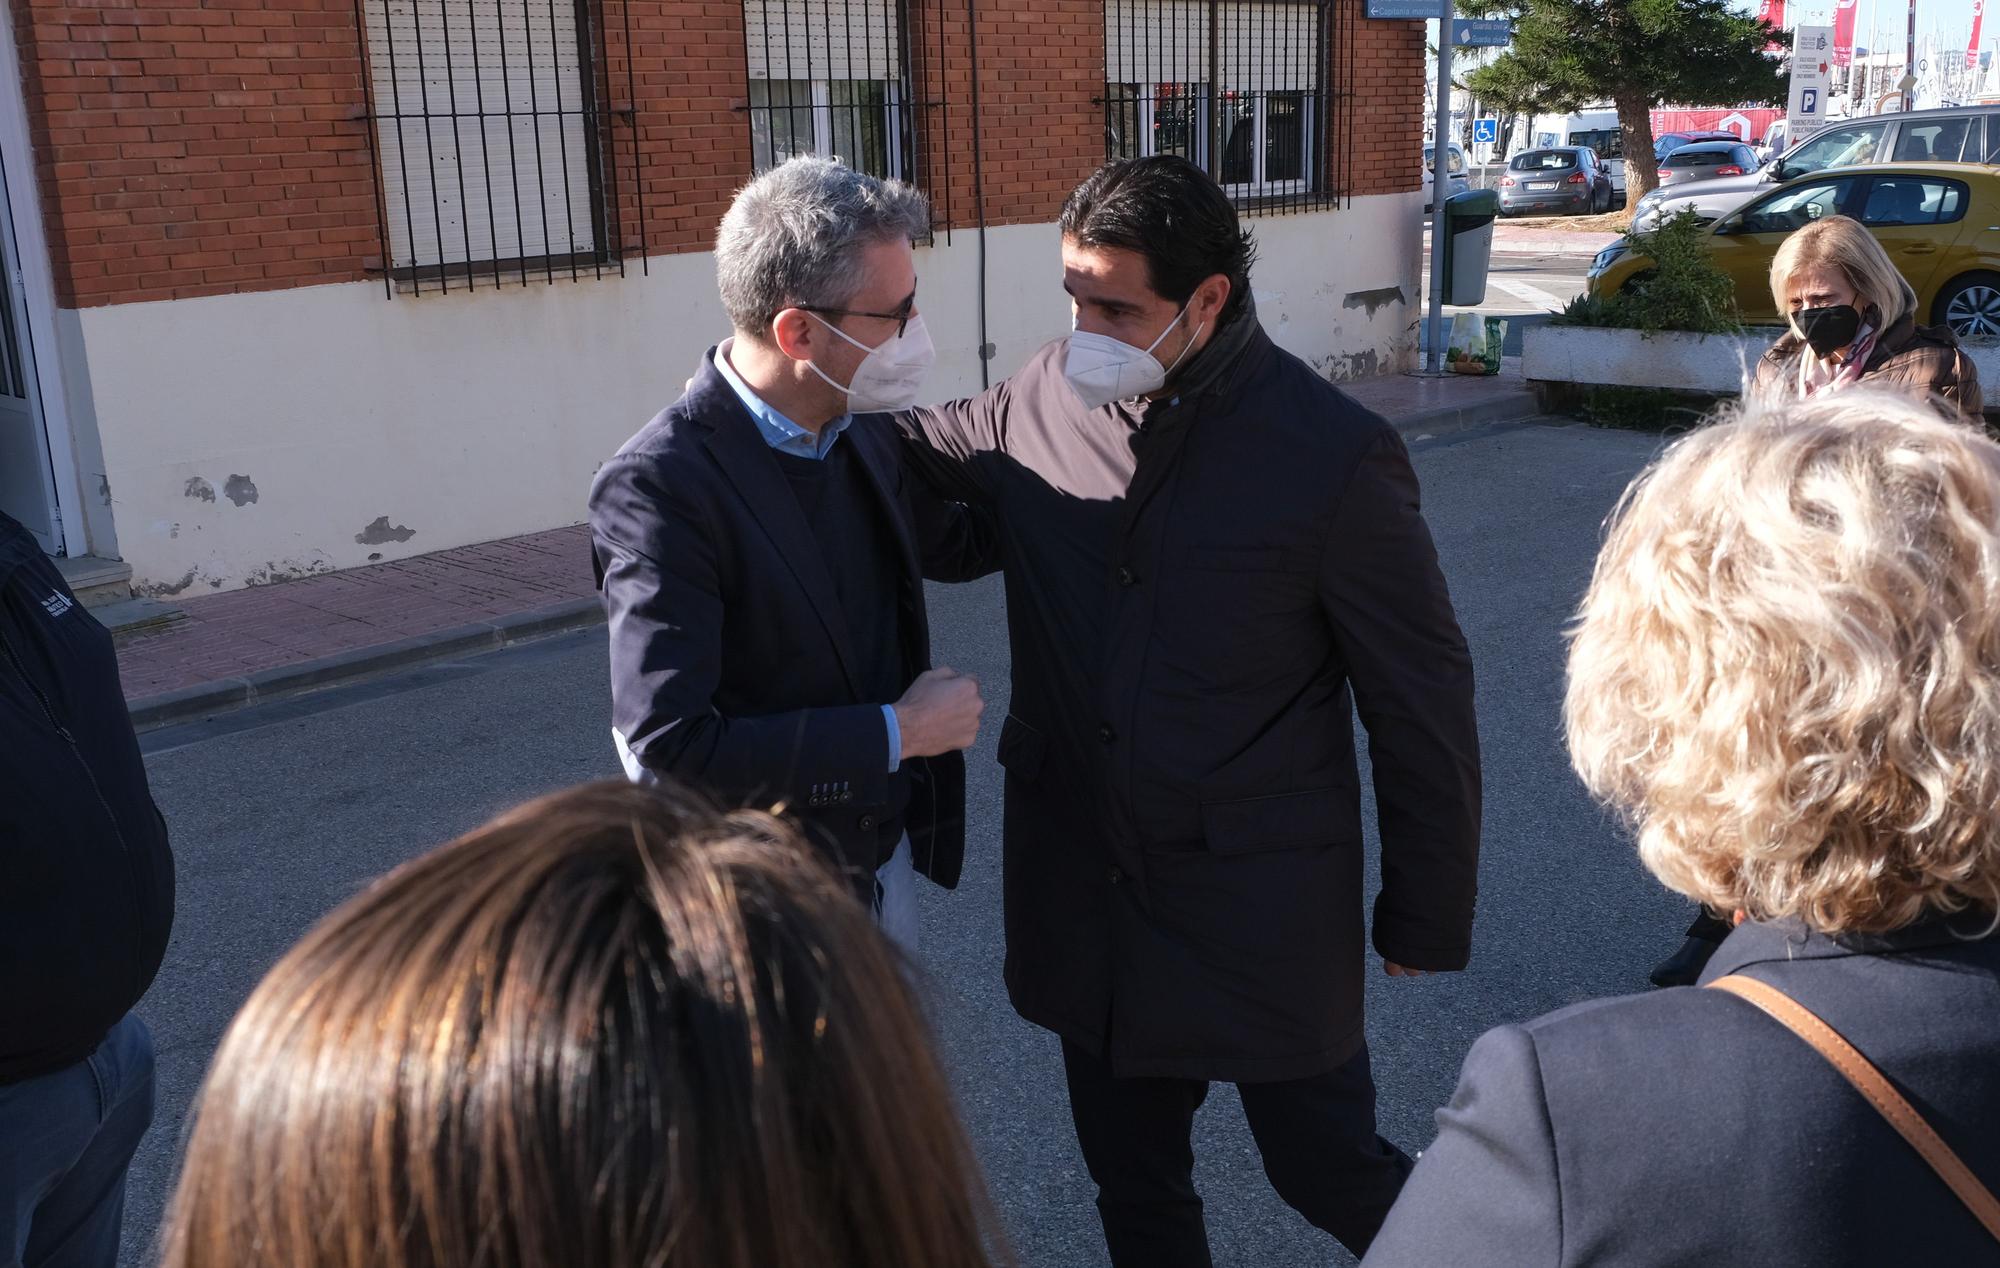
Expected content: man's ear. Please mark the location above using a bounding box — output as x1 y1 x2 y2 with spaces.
1193 274 1232 326
770 307 818 362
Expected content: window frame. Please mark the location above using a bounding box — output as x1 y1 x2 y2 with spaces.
1854 174 1971 228
1719 175 1860 236
1217 90 1317 200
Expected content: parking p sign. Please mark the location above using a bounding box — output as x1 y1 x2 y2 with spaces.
1472 117 1498 144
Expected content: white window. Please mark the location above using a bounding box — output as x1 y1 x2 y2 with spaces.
743 1 909 180
1105 0 1323 200
361 0 603 278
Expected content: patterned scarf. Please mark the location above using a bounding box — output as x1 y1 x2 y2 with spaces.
1794 322 1880 398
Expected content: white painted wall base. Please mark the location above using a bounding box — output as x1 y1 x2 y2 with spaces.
71 192 1422 594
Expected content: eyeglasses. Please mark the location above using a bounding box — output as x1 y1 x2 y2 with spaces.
796 288 918 339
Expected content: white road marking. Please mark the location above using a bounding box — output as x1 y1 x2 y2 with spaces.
1492 276 1570 309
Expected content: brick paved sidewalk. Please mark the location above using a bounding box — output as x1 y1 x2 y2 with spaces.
116 367 1539 727
117 524 596 706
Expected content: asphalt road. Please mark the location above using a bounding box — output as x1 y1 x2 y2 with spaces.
122 417 1685 1268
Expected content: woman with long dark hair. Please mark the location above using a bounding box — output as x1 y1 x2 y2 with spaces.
159 780 1005 1268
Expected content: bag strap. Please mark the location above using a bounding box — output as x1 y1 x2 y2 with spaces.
1708 973 2000 1243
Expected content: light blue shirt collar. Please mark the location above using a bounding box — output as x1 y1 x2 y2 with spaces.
713 338 853 460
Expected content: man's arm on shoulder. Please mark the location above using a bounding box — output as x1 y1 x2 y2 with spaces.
1319 424 1481 971
894 373 1016 505
590 451 893 808
1361 1026 1561 1267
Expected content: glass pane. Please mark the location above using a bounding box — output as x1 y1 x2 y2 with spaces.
1152 83 1201 162
1860 178 1961 226
750 79 814 172
1108 82 1141 160
1891 118 1970 162
1786 123 1885 173
1218 91 1256 185
1737 179 1850 234
830 80 891 178
1265 93 1305 183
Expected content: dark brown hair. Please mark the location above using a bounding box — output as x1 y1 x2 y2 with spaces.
159 779 1004 1268
1058 155 1258 325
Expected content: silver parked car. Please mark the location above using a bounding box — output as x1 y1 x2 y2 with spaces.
1633 104 2000 229
1423 142 1470 212
1655 140 1762 188
1499 147 1616 216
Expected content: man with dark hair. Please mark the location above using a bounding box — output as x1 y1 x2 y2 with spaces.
897 156 1481 1265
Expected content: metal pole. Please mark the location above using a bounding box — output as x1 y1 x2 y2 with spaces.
1426 1 1452 374
1905 0 1916 109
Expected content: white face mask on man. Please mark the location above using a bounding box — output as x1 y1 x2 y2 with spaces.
804 312 936 413
1063 304 1205 410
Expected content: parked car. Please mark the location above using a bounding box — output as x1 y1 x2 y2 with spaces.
1632 104 2000 230
1423 141 1470 213
1757 118 1791 165
1499 147 1616 216
1589 161 2000 339
1654 129 1743 161
1656 140 1762 187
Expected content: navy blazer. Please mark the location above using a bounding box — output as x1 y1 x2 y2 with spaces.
1364 915 2000 1266
588 350 995 891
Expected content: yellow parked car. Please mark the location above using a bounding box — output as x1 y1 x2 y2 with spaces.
1586 162 2000 338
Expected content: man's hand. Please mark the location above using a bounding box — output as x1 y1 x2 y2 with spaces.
893 668 985 759
1383 960 1432 978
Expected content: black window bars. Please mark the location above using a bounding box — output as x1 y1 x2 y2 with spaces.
1100 0 1352 215
355 0 645 295
740 0 955 239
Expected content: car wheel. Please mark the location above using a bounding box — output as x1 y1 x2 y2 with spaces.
1934 271 2000 340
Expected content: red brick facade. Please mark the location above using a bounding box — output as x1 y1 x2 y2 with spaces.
10 0 1424 309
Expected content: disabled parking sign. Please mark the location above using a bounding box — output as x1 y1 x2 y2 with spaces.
1473 117 1498 144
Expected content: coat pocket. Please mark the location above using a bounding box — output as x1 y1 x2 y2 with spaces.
996 715 1048 782
1200 787 1347 855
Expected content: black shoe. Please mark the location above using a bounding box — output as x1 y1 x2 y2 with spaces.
1649 936 1721 988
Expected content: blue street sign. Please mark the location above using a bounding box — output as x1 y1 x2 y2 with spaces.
1365 0 1443 18
1472 117 1499 143
1452 18 1513 45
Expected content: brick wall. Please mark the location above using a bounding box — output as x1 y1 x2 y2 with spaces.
1343 0 1424 199
13 0 1420 308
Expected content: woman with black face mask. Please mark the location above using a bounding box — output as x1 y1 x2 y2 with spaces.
1749 214 1982 425
1652 212 1987 989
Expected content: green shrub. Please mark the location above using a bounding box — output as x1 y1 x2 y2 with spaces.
1556 209 1743 336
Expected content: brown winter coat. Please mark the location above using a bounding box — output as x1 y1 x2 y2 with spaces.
1753 313 1985 424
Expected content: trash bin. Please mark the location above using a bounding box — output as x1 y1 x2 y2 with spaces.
1442 189 1499 306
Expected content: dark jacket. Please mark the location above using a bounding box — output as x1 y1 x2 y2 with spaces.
1754 312 1984 423
0 512 174 1084
588 350 994 895
900 309 1482 1082
1363 916 2000 1267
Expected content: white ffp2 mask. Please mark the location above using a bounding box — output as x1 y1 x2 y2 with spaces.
806 312 936 413
1063 305 1204 410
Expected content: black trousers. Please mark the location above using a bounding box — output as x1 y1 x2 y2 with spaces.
1061 1039 1414 1268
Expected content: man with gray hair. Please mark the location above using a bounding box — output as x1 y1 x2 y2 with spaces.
588 157 991 943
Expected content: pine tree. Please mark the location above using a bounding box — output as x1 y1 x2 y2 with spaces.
1460 0 1785 203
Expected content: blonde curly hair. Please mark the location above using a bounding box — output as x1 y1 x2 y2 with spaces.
1566 388 2000 935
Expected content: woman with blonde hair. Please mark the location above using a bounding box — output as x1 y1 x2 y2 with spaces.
1752 212 1981 422
1365 388 2000 1265
158 779 1006 1268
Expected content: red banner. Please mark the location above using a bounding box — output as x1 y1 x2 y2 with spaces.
1833 0 1857 65
1757 0 1786 51
1650 107 1787 143
1969 0 1985 69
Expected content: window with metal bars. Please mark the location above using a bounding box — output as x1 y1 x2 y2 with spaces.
742 0 915 183
1102 0 1349 215
358 0 641 293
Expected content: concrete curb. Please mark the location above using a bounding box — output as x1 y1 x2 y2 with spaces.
128 596 605 731
1382 386 1546 441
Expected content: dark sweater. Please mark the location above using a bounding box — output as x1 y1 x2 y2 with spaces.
771 444 911 865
